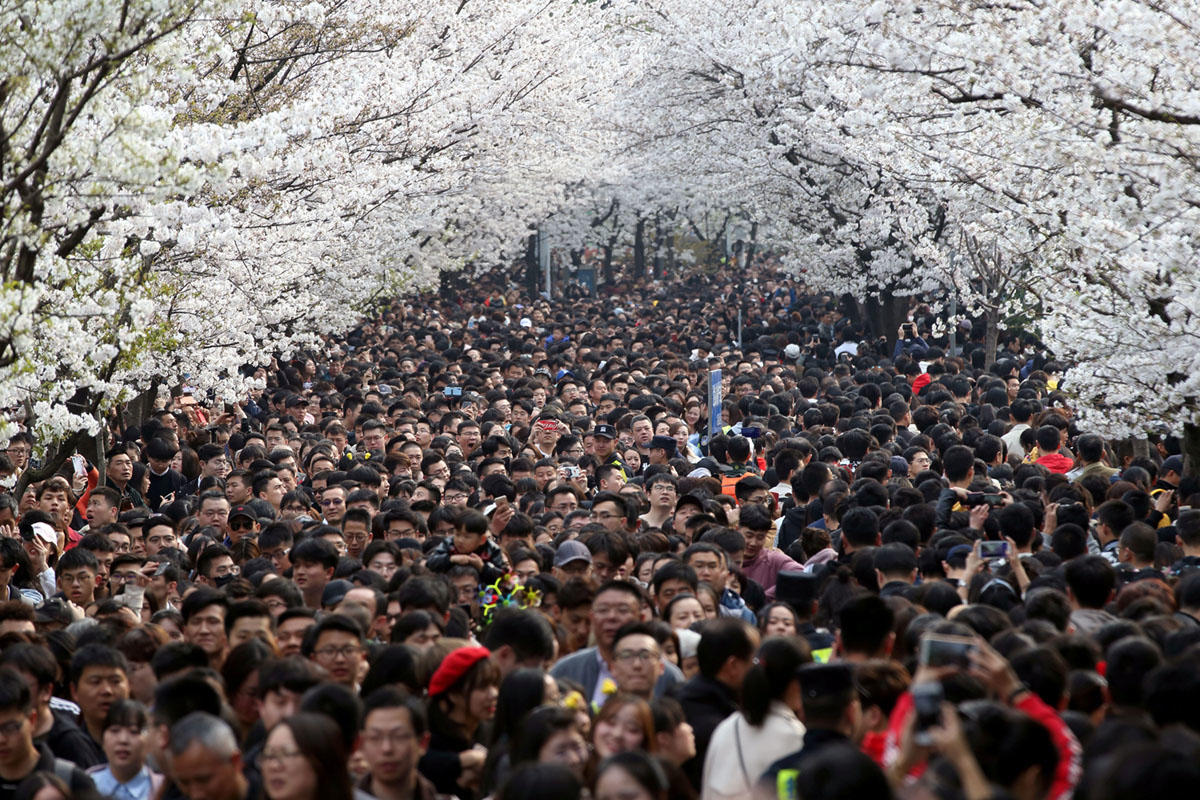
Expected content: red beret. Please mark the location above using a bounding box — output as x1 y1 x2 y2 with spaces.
428 646 491 697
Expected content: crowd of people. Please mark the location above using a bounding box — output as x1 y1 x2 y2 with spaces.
0 261 1198 800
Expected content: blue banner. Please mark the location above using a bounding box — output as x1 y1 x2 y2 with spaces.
709 370 723 437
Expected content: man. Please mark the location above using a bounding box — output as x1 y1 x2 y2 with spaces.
1034 425 1073 475
182 588 229 668
145 437 187 510
252 472 286 512
1116 522 1163 583
256 658 325 735
673 618 758 788
84 487 122 533
872 543 918 598
774 571 835 659
1064 555 1117 634
1001 399 1036 461
169 712 255 800
196 491 231 541
479 608 557 677
55 548 100 609
275 609 318 659
37 477 77 549
290 538 339 609
341 508 373 561
0 643 103 768
646 435 676 467
226 506 259 546
592 425 627 480
358 688 440 800
225 600 274 648
759 664 862 799
0 668 95 800
630 415 654 458
320 485 348 525
550 580 682 706
549 542 592 585
144 516 178 557
105 447 144 511
639 473 678 530
182 443 229 496
224 471 253 506
69 644 130 749
738 504 802 597
595 463 626 494
609 622 664 700
195 546 238 589
684 543 754 623
1095 500 1136 565
304 615 367 689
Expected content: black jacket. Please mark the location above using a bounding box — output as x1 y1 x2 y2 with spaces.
672 675 738 790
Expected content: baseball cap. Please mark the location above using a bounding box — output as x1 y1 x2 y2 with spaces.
228 505 255 523
321 579 354 608
553 540 593 568
594 424 617 440
1163 455 1184 476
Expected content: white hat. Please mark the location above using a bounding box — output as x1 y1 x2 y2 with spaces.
784 343 801 360
30 522 57 546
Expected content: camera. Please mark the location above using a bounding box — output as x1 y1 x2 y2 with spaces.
979 540 1009 559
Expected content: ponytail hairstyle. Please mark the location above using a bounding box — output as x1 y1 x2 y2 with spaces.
741 636 812 727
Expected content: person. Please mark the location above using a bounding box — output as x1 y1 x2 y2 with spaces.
610 623 666 700
758 664 862 798
592 694 655 760
168 712 257 800
593 751 669 800
672 618 758 788
701 637 809 800
302 615 366 690
0 643 103 768
69 645 130 752
510 705 589 780
181 588 229 668
86 699 163 800
358 688 440 800
261 713 352 800
551 581 683 707
418 646 500 799
496 763 581 800
0 667 95 800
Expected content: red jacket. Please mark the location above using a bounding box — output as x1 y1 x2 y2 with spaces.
1037 452 1074 475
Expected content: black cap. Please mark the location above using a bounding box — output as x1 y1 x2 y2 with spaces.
228 505 255 522
775 571 819 608
796 663 855 699
35 598 75 625
594 424 617 440
322 579 354 608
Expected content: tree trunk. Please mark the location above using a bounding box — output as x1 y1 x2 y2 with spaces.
1183 422 1200 479
744 221 759 269
634 218 646 278
860 294 910 354
601 240 615 286
525 233 538 298
984 307 999 371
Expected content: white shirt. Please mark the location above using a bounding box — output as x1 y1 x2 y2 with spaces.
701 701 806 800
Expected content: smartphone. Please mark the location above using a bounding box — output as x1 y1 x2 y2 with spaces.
70 455 87 477
740 427 761 439
919 633 977 668
117 585 145 614
494 496 509 510
979 540 1009 559
912 682 944 746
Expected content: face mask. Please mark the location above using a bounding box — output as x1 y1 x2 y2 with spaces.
215 573 236 588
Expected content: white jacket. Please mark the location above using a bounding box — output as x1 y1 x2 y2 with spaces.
700 701 806 800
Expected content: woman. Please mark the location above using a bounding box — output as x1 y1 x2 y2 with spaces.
261 713 352 800
484 668 555 792
498 763 583 800
757 602 800 638
693 583 720 619
592 694 655 760
664 594 705 631
700 637 810 800
87 699 163 800
669 422 699 463
420 646 501 799
623 448 642 474
221 639 274 741
512 705 590 780
594 751 670 800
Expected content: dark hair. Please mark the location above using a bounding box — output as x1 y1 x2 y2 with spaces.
696 618 756 680
290 537 339 569
742 637 811 726
481 608 555 664
0 665 33 713
360 645 421 697
299 683 362 753
362 686 427 737
836 595 894 655
497 762 583 800
256 656 326 699
790 743 892 800
103 698 150 732
595 751 668 800
152 674 223 725
0 643 57 689
272 713 353 800
180 587 228 625
70 643 129 687
511 704 579 764
1064 555 1116 609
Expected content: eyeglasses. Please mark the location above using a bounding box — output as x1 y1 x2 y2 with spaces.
314 645 362 660
229 519 256 531
614 649 660 663
444 493 469 502
260 749 304 765
111 571 141 583
320 498 344 506
362 729 416 747
590 511 621 521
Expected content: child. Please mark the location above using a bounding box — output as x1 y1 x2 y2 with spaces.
87 699 163 800
425 509 508 585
